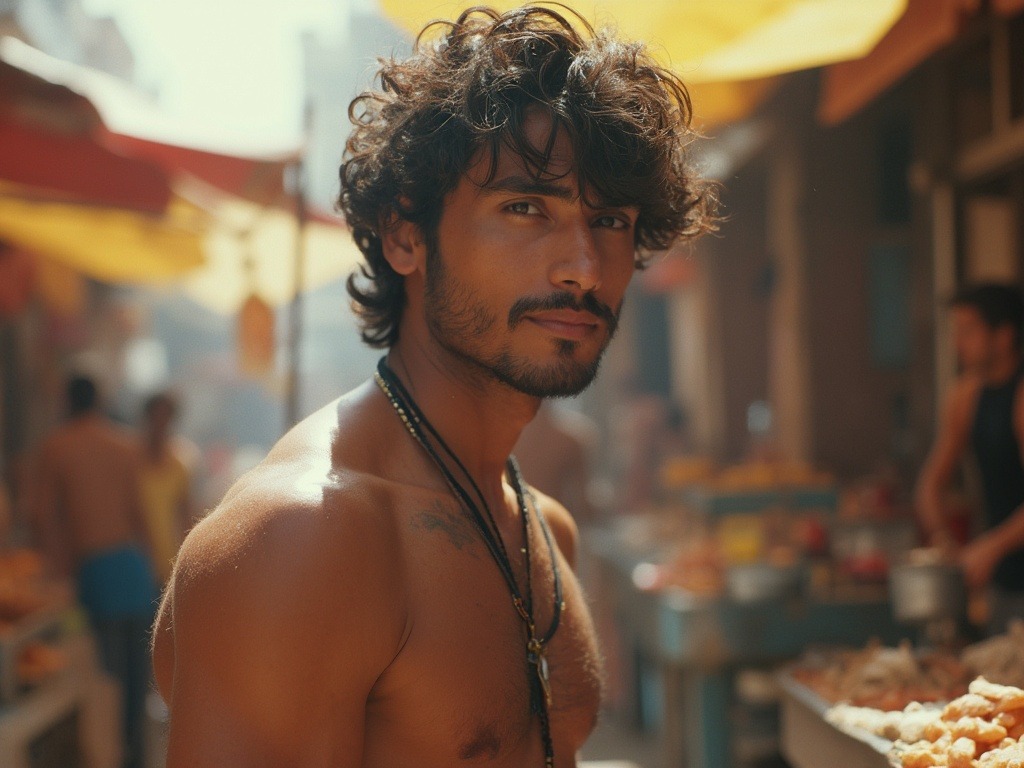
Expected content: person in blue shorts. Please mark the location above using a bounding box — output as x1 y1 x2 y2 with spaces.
34 375 158 768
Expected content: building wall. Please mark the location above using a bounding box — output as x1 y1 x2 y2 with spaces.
703 163 772 462
802 75 935 481
694 73 938 480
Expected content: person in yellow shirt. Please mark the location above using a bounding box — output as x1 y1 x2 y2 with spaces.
138 392 195 584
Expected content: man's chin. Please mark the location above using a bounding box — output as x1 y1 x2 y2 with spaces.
491 355 603 399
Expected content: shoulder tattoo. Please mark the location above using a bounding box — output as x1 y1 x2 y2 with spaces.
411 500 480 556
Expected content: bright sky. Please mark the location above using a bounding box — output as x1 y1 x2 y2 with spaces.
80 0 345 145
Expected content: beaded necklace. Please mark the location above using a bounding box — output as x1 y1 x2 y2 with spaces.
374 357 563 767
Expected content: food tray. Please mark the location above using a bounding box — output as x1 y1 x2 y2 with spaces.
777 669 896 768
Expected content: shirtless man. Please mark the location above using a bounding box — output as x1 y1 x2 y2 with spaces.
35 374 157 768
153 7 714 766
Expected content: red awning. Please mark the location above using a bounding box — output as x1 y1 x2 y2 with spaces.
0 119 170 213
818 0 980 126
0 36 300 209
105 134 294 209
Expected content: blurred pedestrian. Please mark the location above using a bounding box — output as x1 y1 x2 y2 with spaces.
916 283 1024 633
138 391 196 584
515 402 601 524
610 388 672 511
33 374 158 768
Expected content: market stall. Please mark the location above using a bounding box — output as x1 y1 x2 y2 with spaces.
779 625 1024 768
585 460 919 768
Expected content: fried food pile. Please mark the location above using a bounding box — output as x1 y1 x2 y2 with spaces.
888 678 1024 767
826 700 944 744
794 640 969 710
825 678 1024 767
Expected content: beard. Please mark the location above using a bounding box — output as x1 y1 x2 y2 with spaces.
422 244 620 398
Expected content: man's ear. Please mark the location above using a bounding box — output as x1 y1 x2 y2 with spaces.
380 214 427 276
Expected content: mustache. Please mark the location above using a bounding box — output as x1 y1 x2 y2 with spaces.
508 292 620 336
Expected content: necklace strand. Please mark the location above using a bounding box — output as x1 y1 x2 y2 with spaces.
375 357 562 767
376 359 516 572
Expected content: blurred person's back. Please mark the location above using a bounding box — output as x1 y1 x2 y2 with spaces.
33 375 157 768
35 379 149 569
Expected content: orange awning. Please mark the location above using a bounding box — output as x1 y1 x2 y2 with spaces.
818 0 980 126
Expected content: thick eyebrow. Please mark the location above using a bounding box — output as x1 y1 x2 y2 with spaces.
481 175 578 202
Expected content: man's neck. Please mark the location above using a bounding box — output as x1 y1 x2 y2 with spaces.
385 336 541 506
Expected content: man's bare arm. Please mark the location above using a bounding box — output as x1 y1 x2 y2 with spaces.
160 484 406 767
915 380 977 546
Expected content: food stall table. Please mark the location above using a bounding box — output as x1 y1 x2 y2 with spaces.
776 672 894 768
586 528 905 768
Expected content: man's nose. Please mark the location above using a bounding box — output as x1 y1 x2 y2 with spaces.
549 219 601 293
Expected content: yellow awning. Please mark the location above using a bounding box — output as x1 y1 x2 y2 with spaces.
379 0 907 125
0 182 206 284
687 79 781 130
176 183 365 315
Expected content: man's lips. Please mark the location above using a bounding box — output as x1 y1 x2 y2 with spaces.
524 310 602 340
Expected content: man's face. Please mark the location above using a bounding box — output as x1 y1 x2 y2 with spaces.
424 110 638 398
952 306 997 372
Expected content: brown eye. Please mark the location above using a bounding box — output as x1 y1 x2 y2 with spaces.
506 202 541 216
595 215 630 230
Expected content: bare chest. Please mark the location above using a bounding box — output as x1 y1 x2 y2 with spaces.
363 501 603 767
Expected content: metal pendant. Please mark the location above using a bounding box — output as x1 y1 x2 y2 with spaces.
528 638 552 707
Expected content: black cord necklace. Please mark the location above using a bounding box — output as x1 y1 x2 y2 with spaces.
374 357 563 767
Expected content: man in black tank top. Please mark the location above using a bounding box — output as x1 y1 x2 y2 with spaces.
916 283 1024 634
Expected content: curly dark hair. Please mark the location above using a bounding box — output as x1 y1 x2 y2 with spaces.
339 4 717 348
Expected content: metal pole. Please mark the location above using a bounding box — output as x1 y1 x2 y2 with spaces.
286 156 307 430
285 99 314 431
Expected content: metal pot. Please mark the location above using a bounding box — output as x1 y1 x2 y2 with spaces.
727 563 803 602
889 561 966 624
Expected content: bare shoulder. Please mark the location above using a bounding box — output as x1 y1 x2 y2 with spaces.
165 383 408 646
155 438 409 765
169 448 407 649
529 487 579 571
